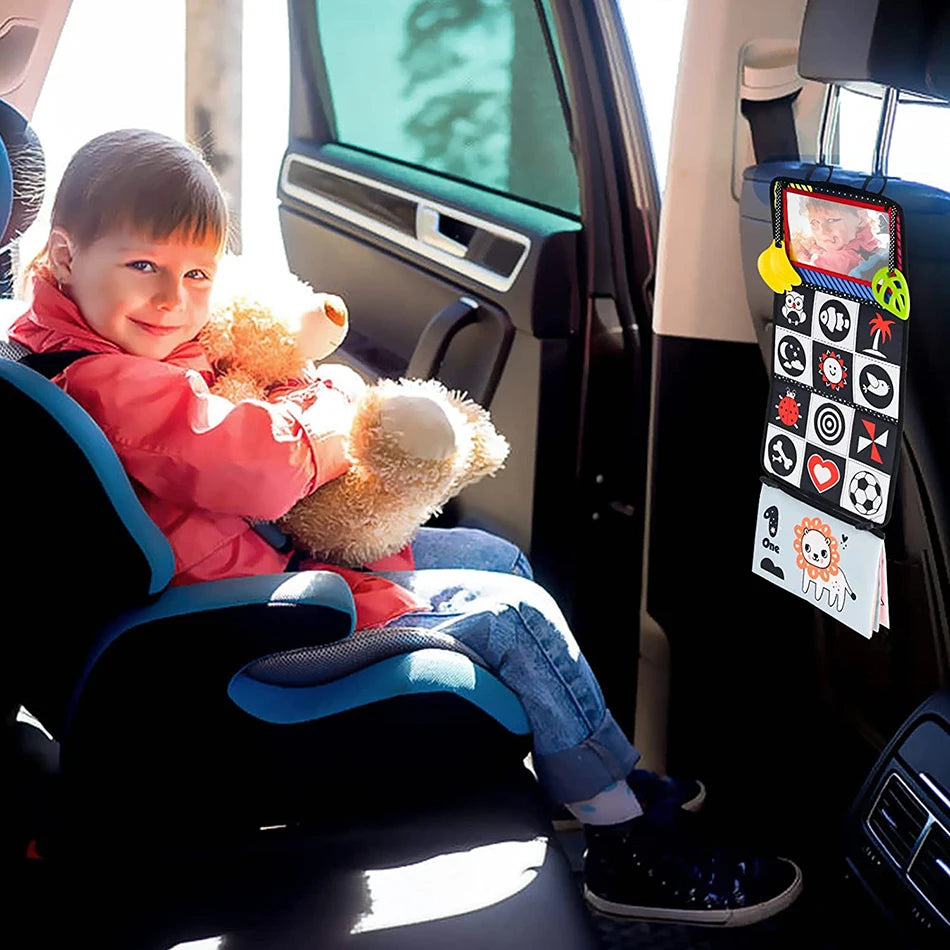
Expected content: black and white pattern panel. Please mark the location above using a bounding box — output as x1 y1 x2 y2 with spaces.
763 285 906 525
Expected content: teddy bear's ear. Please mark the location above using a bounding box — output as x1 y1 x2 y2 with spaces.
211 254 326 322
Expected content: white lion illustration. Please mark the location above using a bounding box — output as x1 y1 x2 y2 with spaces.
793 519 856 612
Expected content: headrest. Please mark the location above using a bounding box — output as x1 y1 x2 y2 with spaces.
0 98 45 252
799 0 949 100
926 12 950 99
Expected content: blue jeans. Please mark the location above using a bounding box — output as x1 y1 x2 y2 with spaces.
410 526 534 579
380 530 640 803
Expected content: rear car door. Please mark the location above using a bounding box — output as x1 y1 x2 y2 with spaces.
280 0 659 728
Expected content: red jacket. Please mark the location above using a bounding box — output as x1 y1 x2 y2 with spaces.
799 221 883 277
10 277 423 628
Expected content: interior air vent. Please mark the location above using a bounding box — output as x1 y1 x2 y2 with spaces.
867 774 929 868
908 821 950 925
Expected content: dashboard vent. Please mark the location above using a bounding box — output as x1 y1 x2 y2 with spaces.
908 822 950 925
867 774 929 868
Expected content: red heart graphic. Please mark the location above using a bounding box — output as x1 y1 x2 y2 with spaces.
807 453 840 492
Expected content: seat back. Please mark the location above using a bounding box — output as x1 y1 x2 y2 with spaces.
0 103 163 731
0 355 175 734
739 1 950 748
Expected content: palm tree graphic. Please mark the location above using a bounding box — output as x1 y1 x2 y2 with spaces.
864 313 894 359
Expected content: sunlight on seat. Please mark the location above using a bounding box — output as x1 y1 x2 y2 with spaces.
350 837 549 934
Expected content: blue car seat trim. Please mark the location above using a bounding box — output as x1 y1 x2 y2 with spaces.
68 571 358 722
228 647 532 734
0 358 175 593
0 133 12 244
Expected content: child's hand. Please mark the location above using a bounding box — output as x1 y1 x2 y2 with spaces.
315 362 367 401
284 378 357 433
792 233 819 262
296 293 349 361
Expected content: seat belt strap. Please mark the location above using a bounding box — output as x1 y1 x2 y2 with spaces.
741 90 801 164
19 349 93 378
250 519 294 553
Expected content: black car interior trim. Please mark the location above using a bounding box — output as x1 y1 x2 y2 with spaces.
280 151 531 293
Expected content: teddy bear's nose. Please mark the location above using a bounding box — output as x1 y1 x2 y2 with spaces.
323 296 347 327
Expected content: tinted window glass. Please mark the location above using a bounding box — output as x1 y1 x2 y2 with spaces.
314 0 579 214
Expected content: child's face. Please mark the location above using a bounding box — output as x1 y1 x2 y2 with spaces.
56 228 220 360
808 203 861 252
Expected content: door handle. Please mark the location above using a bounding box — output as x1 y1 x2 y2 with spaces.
416 205 469 257
407 297 514 407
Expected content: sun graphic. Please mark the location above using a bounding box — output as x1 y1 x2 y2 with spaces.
818 350 848 390
793 517 840 581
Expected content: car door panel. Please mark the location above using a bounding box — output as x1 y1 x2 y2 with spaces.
280 0 659 736
278 141 584 564
278 144 582 345
282 152 534 295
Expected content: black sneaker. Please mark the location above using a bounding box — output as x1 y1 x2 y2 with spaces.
552 769 705 831
629 769 706 813
583 808 802 927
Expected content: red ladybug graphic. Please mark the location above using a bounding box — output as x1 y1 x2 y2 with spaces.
776 389 801 429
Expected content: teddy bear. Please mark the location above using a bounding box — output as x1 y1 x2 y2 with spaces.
199 256 510 567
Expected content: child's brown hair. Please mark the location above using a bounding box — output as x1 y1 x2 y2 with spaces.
27 128 229 284
803 196 864 224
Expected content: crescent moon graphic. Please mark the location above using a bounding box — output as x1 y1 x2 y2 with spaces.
779 339 805 372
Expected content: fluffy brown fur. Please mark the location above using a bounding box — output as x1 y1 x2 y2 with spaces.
199 268 509 565
201 295 308 398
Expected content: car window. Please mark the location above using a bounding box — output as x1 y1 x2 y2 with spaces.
838 85 950 191
619 0 687 194
313 0 579 215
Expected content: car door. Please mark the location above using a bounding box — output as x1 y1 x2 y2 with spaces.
280 0 658 730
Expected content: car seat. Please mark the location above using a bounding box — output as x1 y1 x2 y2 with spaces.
0 107 599 949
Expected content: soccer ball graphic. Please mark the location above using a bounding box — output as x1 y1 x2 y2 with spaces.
849 471 883 516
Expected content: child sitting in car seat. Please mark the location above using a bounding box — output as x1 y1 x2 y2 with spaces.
9 129 802 926
791 195 888 281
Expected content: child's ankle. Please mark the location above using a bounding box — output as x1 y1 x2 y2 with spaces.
564 779 643 826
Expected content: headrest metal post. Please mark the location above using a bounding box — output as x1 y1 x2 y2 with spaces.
871 87 898 179
817 83 840 167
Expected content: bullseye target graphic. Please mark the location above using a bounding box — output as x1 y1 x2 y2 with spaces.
814 402 845 445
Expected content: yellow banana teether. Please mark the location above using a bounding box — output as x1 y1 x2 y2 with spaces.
757 240 802 294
